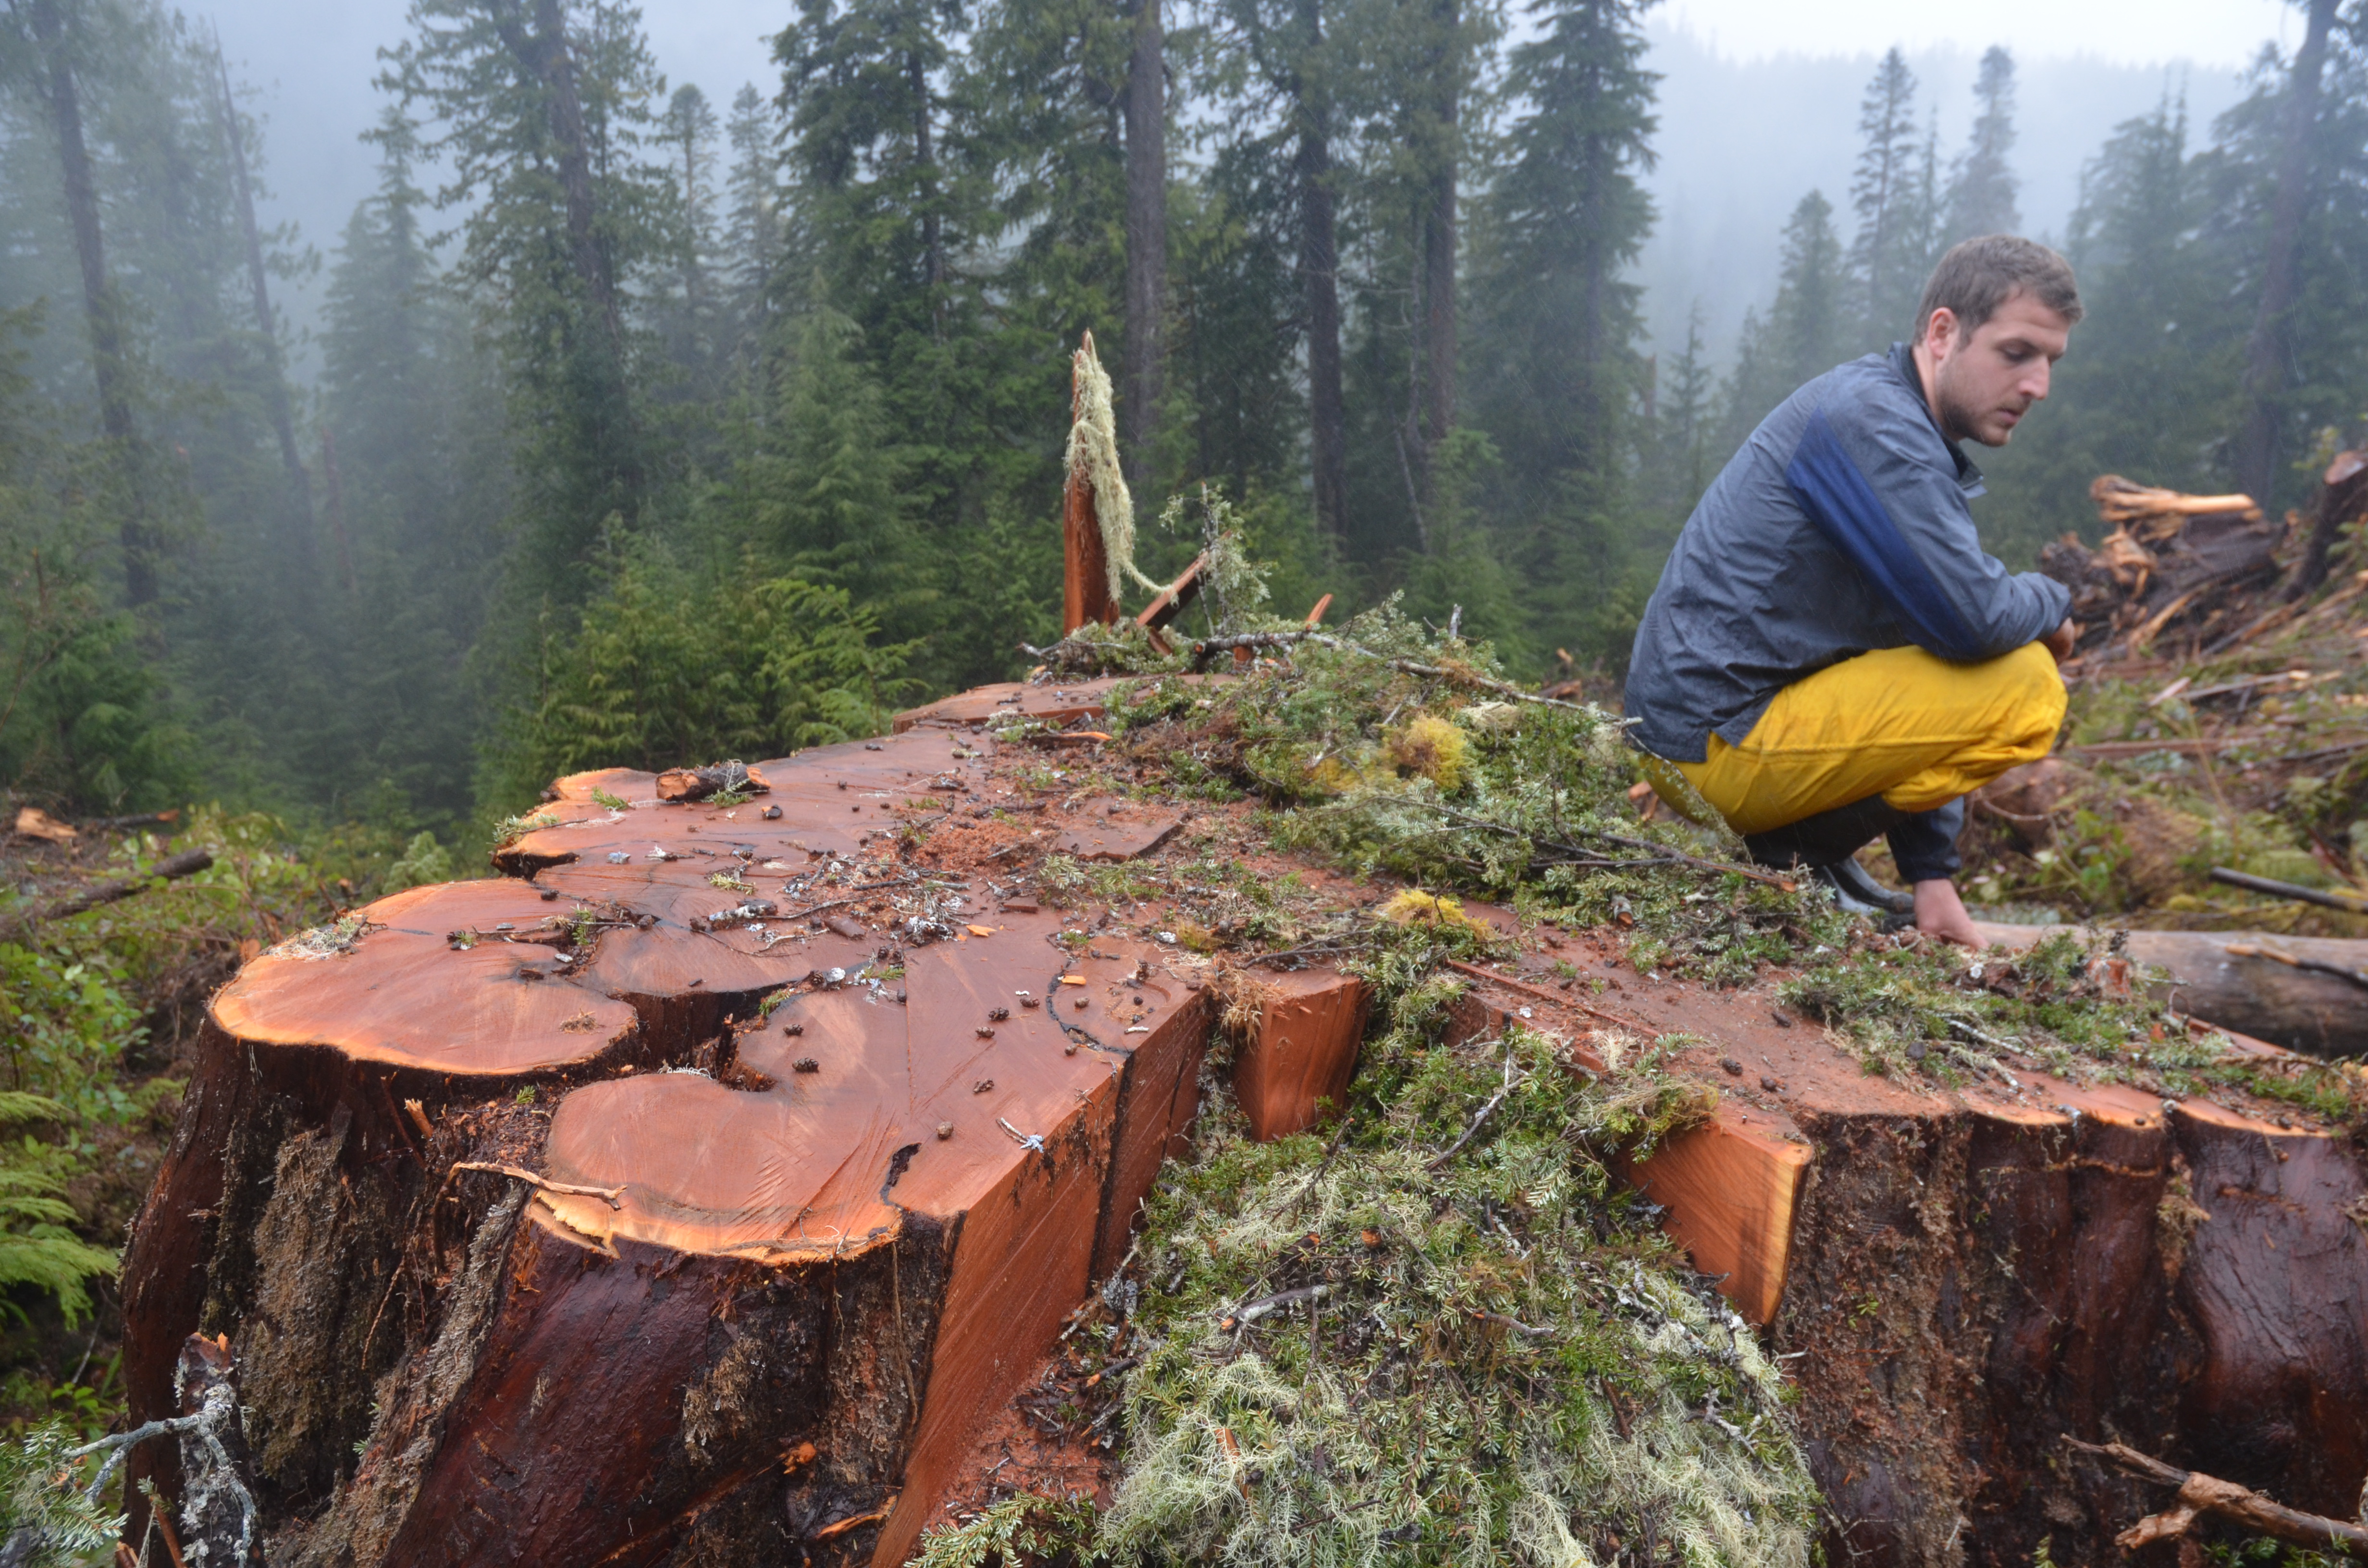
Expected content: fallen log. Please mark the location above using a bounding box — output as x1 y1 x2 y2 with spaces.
2209 864 2368 917
1971 919 2368 1056
2065 1436 2368 1556
0 848 213 943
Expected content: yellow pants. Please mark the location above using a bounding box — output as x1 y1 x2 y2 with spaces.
1642 643 2065 835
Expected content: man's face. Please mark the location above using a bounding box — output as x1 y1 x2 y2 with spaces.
1924 290 2072 447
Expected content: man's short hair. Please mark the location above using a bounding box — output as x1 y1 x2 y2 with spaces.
1914 236 2083 342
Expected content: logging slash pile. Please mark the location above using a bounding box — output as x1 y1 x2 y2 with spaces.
1959 450 2368 936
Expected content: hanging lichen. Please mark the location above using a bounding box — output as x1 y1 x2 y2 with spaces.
1067 334 1164 603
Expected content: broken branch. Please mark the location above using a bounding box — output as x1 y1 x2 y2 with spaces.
2209 864 2368 917
450 1161 626 1209
2063 1436 2368 1556
0 848 214 943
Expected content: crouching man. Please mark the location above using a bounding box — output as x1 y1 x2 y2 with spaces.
1625 236 2082 945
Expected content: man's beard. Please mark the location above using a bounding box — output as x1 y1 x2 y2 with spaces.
1934 362 2007 447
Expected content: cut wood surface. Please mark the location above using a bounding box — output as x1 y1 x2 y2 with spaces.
119 723 1213 1567
891 676 1141 734
1231 966 1371 1143
1970 919 2368 1055
1052 797 1185 862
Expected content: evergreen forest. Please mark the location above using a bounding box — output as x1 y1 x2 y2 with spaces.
0 0 2365 853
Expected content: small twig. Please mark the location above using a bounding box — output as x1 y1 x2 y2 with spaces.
2223 941 2368 992
998 1117 1046 1154
1428 1041 1522 1169
450 1161 625 1209
1280 1116 1355 1221
1219 1283 1332 1327
1468 1308 1554 1337
807 1502 897 1543
2063 1435 2368 1555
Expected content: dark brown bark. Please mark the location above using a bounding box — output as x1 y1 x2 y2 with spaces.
1293 0 1346 543
1121 0 1166 492
2284 446 2368 601
2232 0 2339 511
209 35 314 565
29 0 158 607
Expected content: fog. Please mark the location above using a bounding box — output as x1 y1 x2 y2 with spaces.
214 0 2262 379
1638 22 2252 359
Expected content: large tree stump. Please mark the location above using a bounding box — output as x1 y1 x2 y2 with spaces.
120 730 1210 1566
1447 936 2368 1567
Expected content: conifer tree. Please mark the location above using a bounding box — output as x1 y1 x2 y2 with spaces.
722 82 787 338
656 83 721 385
1649 300 1713 523
1720 189 1848 448
1465 0 1659 658
2232 0 2344 510
1942 46 2020 243
377 0 670 571
1208 0 1351 541
1847 47 1924 344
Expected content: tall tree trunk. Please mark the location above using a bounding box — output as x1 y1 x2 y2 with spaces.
320 427 358 599
488 0 624 362
2232 0 2338 511
31 0 158 607
1121 0 1165 493
908 50 944 334
1294 0 1346 544
1417 0 1458 491
492 0 640 514
210 35 315 568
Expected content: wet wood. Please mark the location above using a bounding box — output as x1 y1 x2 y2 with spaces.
1971 919 2368 1056
1062 336 1119 634
2066 1437 2368 1554
1051 799 1184 862
1231 967 1371 1143
118 724 1212 1568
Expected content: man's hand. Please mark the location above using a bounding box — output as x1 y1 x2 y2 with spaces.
1913 879 1981 947
2041 617 2078 664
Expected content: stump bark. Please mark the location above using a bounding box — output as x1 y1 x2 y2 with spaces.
119 729 1210 1567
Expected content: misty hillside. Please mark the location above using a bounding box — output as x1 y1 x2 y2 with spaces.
0 0 2361 846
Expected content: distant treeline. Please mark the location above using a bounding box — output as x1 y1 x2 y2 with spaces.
0 0 2363 840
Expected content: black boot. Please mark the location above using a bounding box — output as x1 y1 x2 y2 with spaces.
1813 858 1916 916
1740 794 1909 871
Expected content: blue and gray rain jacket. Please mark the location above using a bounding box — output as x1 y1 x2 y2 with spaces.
1623 343 2070 882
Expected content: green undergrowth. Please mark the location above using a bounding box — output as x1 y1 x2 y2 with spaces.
1092 926 1819 1568
1780 930 2368 1123
1104 601 1856 988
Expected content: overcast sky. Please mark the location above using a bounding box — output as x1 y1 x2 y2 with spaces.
1659 0 2289 69
215 0 2298 370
